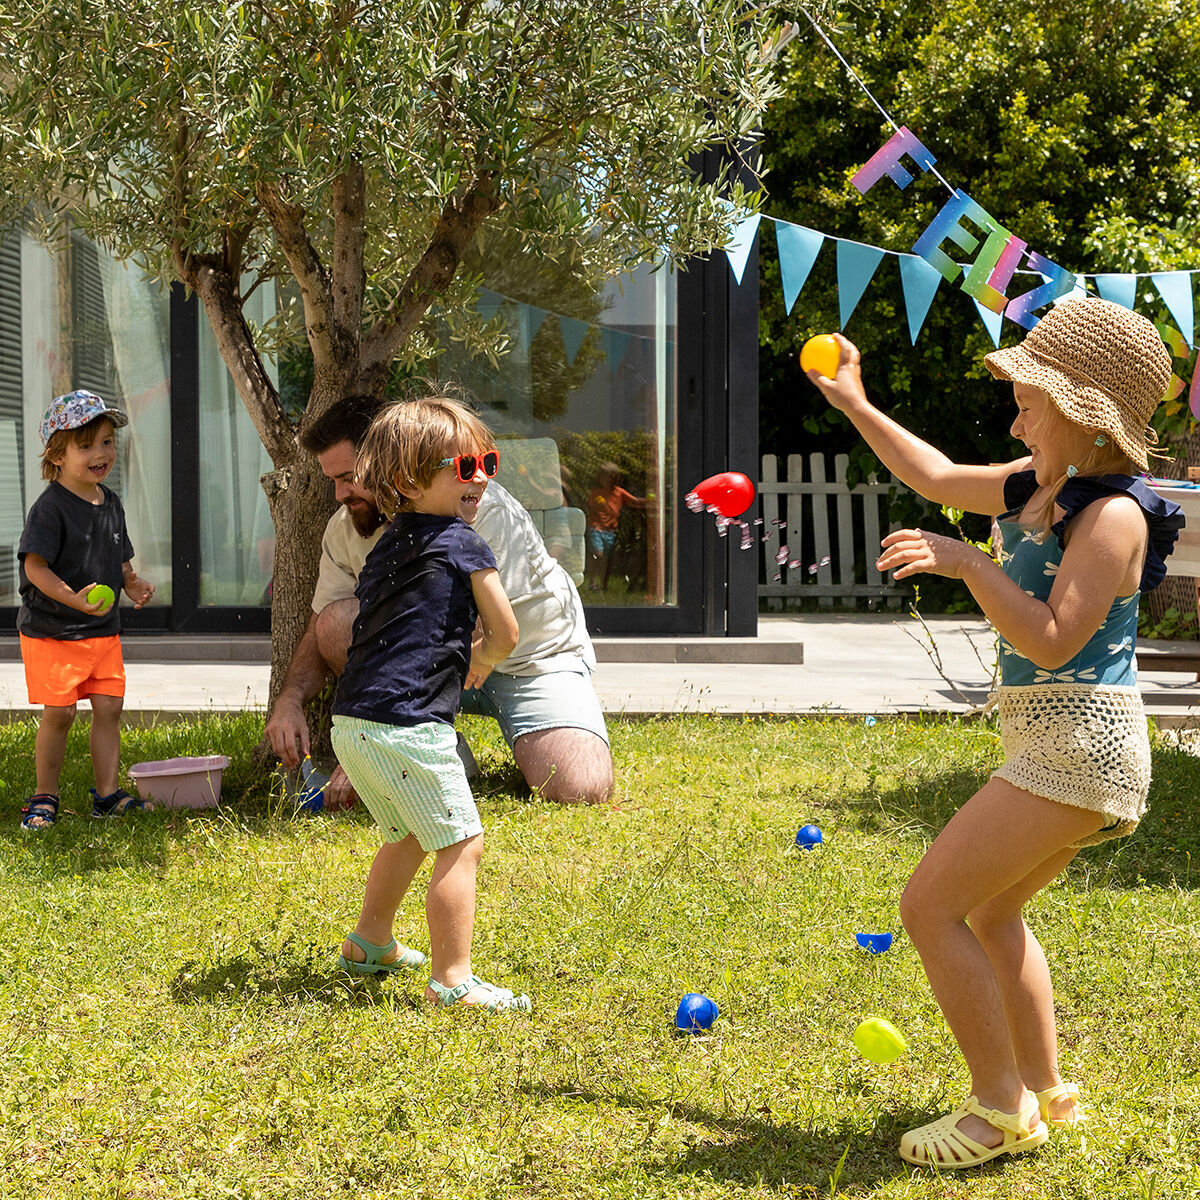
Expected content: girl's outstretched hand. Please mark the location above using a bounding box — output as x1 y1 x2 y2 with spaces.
876 527 986 582
803 334 868 413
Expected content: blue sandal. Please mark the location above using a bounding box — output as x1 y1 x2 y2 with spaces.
20 793 59 831
428 973 533 1013
90 787 154 818
337 931 427 975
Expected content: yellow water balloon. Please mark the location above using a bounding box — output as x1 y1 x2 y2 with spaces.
800 334 841 379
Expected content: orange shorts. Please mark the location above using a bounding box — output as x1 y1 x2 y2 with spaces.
20 634 126 706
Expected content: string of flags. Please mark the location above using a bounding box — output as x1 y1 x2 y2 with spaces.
721 212 1200 354
474 287 651 376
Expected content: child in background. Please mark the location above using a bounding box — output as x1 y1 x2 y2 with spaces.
584 461 645 590
17 390 156 830
809 298 1182 1168
330 396 530 1013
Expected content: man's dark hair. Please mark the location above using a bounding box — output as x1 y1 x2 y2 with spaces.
299 394 387 455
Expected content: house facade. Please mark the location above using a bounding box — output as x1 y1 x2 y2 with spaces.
0 213 758 642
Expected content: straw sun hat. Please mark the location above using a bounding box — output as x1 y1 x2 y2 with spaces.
984 297 1172 471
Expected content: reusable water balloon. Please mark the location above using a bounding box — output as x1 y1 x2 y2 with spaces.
690 472 756 518
853 1017 907 1063
675 993 719 1033
800 334 841 379
795 824 823 850
87 584 115 609
855 932 894 955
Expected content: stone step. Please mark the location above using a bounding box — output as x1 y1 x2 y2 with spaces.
0 632 804 665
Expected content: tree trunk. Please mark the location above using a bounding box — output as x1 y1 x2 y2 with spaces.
263 448 337 713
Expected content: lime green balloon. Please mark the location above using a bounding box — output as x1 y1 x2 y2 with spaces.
88 584 115 608
853 1017 907 1063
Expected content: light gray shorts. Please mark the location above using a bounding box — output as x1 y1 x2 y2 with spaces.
331 716 483 852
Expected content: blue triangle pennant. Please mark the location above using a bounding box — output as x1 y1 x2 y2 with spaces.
517 305 548 352
559 317 589 366
1092 273 1138 310
724 213 761 285
836 240 885 328
476 287 504 322
1152 271 1194 347
963 266 1003 348
600 327 632 373
774 222 824 315
898 254 942 344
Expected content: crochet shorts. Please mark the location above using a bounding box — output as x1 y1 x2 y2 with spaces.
991 683 1151 847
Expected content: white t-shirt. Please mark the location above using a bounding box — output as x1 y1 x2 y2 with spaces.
310 481 595 677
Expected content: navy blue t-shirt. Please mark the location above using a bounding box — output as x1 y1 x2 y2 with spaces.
333 512 497 727
17 482 134 639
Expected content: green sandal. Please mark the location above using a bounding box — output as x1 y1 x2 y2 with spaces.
428 973 533 1013
337 932 426 976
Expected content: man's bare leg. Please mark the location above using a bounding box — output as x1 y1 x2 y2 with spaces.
512 727 613 804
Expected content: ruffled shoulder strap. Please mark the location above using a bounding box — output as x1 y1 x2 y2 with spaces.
1052 474 1185 591
1001 469 1039 515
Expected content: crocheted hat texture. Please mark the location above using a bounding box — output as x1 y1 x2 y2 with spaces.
984 297 1171 471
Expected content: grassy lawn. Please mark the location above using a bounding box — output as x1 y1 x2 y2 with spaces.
2 712 1200 1199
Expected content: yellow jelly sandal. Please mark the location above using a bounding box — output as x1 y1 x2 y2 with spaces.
899 1095 1048 1169
1035 1082 1085 1127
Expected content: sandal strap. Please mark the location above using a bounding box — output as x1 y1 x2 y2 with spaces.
344 932 395 963
428 973 532 1012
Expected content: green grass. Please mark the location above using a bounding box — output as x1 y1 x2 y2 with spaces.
2 712 1200 1199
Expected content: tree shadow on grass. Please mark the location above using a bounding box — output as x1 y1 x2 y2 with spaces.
525 1083 1031 1193
169 937 425 1010
843 743 1200 891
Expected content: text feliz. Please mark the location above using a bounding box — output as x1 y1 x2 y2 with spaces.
853 126 1076 331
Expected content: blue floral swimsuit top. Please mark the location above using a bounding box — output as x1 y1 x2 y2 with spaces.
996 471 1184 688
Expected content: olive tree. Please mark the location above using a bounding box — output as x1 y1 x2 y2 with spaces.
0 0 807 692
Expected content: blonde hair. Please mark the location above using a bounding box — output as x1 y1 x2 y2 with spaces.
356 393 496 518
41 416 116 482
1026 400 1134 539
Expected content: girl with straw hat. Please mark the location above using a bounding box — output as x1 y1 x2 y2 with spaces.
808 297 1184 1168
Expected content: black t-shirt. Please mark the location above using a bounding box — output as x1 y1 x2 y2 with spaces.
333 512 497 727
17 482 134 639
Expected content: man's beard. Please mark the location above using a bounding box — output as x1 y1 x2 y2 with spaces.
349 500 385 537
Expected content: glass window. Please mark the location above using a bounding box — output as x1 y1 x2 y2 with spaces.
0 224 171 605
196 285 277 606
439 262 678 608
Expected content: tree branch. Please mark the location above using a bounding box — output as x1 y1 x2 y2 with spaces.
256 179 340 372
187 254 293 465
331 162 365 362
358 172 498 384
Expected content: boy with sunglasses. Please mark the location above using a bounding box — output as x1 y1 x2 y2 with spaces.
329 396 531 1011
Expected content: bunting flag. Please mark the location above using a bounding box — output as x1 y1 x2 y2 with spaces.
724 213 762 285
898 253 943 344
963 266 1004 348
1051 273 1089 307
837 240 885 328
1191 351 1200 421
559 316 590 366
775 222 825 315
517 305 548 352
476 288 505 322
1152 271 1195 348
1093 274 1138 310
600 327 633 373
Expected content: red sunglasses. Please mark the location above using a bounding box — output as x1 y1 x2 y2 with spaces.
438 451 500 482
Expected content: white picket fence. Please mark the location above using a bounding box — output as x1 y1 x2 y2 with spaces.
758 452 911 608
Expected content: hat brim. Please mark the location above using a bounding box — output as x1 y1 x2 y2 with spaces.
984 344 1149 471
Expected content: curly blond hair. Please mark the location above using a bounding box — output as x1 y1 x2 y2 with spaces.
356 393 496 518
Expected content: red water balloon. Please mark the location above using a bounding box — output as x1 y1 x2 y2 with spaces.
691 471 756 518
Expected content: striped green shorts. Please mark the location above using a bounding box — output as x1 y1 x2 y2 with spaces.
331 715 483 852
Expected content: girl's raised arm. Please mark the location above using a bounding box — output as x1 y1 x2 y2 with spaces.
808 335 1027 516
